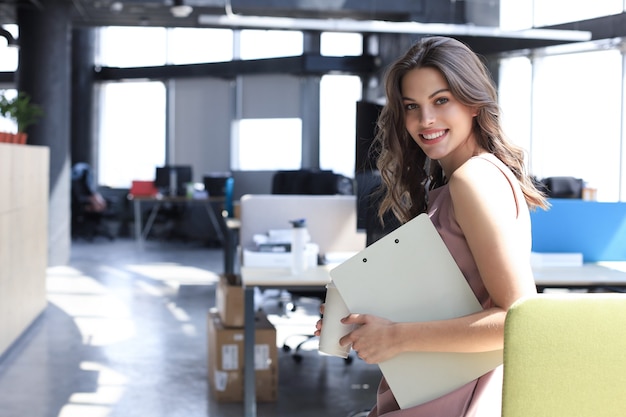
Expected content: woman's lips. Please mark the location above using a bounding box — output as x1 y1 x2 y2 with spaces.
420 129 448 143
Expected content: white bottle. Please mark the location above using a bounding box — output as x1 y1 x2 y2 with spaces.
290 218 308 275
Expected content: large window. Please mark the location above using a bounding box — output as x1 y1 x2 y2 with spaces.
499 42 624 202
96 26 234 187
96 26 365 183
0 25 18 72
319 75 362 178
95 22 626 199
319 33 363 178
232 118 302 170
166 28 233 64
530 48 623 201
239 30 303 59
97 81 166 188
498 57 532 165
320 32 363 57
97 26 167 67
230 32 301 169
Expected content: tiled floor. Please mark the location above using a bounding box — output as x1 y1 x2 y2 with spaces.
0 237 381 417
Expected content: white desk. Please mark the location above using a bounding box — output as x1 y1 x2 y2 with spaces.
239 262 626 417
533 262 626 291
533 263 626 292
240 265 334 417
129 195 225 249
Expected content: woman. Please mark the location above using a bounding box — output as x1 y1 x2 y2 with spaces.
316 36 548 416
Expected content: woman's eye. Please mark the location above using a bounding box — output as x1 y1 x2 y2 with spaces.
435 97 449 105
405 103 418 111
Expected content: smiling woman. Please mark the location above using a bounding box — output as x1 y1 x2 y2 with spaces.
315 36 548 417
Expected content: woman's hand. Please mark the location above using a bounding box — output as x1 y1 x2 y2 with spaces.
313 303 325 337
339 314 399 364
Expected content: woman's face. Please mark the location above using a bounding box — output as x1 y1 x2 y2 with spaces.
401 66 479 175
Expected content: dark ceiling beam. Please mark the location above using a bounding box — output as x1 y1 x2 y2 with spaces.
458 35 594 56
93 53 379 81
542 12 626 41
0 71 14 83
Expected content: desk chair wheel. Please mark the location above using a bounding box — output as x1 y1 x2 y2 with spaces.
282 337 354 364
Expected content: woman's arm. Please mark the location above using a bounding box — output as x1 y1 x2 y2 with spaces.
339 158 536 364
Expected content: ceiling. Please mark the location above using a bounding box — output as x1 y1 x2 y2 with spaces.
0 0 459 28
0 0 597 55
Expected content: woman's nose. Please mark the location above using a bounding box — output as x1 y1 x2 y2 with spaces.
420 107 435 126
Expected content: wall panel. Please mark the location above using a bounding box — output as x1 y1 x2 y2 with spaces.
0 143 49 358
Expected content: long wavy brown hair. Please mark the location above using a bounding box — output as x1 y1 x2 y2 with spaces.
373 36 548 224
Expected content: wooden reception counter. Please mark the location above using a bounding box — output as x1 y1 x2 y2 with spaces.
0 143 49 358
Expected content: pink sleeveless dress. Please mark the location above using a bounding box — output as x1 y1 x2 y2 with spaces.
367 154 519 417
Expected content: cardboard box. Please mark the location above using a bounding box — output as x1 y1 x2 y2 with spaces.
216 274 244 327
207 309 278 402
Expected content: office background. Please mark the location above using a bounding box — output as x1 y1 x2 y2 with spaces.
0 0 625 266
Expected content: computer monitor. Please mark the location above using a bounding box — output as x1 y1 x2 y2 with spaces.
203 172 232 197
154 165 193 196
355 101 400 245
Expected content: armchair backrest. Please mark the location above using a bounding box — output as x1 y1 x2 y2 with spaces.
502 294 626 417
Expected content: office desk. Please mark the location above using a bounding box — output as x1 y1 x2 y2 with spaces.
533 263 626 292
238 262 626 416
130 195 225 249
240 265 334 417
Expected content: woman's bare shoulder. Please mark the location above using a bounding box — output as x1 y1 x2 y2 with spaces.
449 155 510 193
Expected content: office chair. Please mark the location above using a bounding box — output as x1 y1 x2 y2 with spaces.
271 169 354 196
540 176 584 199
278 291 354 365
502 293 626 417
141 200 189 241
71 162 116 241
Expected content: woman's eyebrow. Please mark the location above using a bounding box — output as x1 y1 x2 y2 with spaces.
429 88 450 99
402 88 451 102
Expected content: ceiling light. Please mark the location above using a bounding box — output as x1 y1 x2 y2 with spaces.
197 14 592 43
110 2 123 13
171 0 193 18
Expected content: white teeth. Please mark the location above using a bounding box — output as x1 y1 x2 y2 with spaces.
422 131 446 140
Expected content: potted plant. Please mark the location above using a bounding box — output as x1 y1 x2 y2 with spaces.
0 90 43 144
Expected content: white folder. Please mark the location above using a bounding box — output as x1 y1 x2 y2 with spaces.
329 213 502 409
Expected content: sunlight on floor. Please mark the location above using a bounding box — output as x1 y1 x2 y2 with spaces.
47 266 136 346
125 263 221 286
46 262 215 346
58 362 127 417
